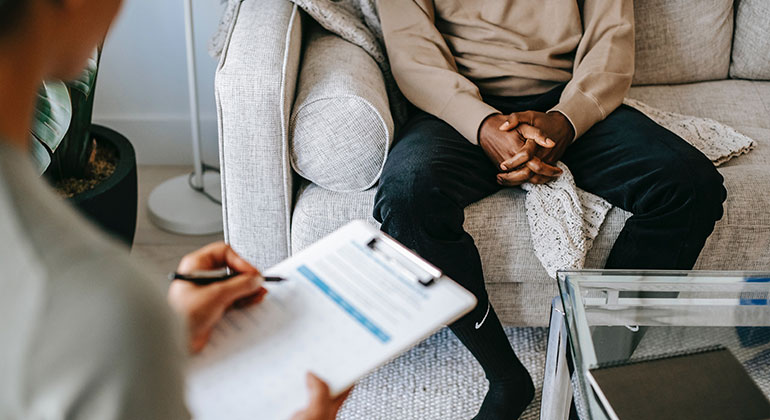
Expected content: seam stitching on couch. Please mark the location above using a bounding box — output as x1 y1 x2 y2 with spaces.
279 5 301 258
215 0 243 245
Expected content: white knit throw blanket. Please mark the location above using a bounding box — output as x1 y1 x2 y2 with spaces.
213 0 756 278
525 98 754 277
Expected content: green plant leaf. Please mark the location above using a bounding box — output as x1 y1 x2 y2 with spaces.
29 135 52 175
31 80 72 154
49 47 101 180
67 48 99 97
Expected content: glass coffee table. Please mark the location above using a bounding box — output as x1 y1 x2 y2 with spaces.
540 270 770 420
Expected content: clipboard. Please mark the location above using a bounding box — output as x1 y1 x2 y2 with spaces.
186 220 477 420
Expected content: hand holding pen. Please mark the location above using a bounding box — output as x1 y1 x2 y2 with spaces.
167 242 278 353
168 242 348 418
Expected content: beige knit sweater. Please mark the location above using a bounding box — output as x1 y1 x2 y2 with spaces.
377 0 635 143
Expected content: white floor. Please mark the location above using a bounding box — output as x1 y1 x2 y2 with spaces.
132 165 223 277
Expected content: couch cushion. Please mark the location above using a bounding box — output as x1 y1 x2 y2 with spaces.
291 180 633 327
627 80 770 168
632 0 733 85
290 22 393 193
730 0 770 80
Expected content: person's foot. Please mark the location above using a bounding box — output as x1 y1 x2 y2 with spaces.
471 374 535 420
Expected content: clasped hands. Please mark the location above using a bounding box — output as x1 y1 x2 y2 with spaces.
479 110 575 186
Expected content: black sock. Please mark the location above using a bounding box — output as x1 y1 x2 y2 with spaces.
450 303 534 420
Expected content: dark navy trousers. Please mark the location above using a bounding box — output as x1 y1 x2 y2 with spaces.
373 85 727 325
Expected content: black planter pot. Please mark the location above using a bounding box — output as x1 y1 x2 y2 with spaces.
69 124 138 248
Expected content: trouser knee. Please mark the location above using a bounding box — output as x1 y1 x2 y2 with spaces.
374 175 464 239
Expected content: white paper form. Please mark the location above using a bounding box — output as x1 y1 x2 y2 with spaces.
186 221 477 420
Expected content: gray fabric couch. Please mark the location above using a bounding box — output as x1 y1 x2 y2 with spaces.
215 0 770 326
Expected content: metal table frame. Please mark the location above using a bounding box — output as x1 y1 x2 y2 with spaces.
540 270 770 420
540 297 572 420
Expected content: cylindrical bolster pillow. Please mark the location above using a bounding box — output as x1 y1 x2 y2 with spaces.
290 22 393 192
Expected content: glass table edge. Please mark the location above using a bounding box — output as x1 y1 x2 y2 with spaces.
557 269 770 284
556 272 604 419
555 269 770 419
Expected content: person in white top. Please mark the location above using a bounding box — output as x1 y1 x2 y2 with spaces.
0 0 348 419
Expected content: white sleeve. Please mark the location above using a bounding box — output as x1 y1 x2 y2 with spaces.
22 259 190 420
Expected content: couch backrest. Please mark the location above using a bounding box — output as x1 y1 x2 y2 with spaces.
633 0 770 85
730 0 770 80
632 0 734 85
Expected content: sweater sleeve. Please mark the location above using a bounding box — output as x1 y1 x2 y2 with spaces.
550 0 635 141
377 0 499 145
25 259 190 420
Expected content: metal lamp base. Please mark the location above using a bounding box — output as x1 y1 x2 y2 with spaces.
147 172 223 235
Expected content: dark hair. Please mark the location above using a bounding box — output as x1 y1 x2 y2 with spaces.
0 0 26 36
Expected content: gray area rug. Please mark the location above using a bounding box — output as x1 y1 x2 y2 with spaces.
338 327 547 420
338 326 770 420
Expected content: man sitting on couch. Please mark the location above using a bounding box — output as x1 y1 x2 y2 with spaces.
374 1 727 418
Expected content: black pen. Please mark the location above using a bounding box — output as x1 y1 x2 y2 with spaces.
169 268 287 286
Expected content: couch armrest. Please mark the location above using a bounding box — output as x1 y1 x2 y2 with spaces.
216 0 302 269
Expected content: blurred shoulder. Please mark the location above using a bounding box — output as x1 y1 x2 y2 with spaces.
0 143 189 419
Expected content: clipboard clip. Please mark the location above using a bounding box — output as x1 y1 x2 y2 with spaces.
366 236 442 287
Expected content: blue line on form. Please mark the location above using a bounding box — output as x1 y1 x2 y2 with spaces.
297 265 391 343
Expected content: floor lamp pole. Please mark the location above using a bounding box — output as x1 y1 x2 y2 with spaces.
147 0 224 235
183 0 204 189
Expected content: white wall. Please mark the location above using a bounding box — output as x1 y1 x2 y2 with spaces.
93 0 225 166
